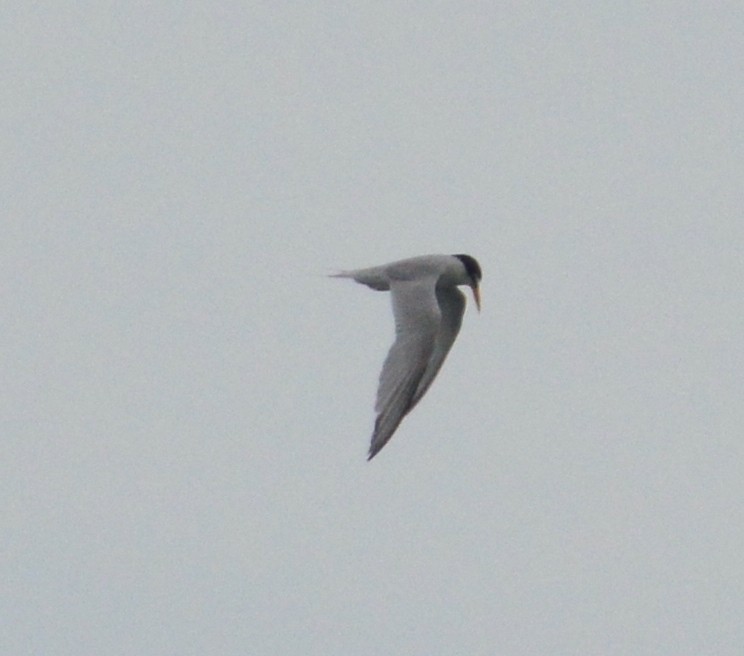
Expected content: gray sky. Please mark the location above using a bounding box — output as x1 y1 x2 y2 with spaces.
4 2 744 654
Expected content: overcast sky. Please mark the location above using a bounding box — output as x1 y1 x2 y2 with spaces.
3 2 744 655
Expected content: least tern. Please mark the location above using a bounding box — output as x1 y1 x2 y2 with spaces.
332 254 482 460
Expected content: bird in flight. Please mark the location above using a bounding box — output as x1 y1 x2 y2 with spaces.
332 254 482 460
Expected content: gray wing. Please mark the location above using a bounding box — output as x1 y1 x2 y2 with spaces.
368 276 440 459
409 285 466 409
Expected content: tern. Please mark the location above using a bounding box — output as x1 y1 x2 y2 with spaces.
332 254 482 460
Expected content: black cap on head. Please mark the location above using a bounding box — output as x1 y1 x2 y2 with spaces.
453 254 482 284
